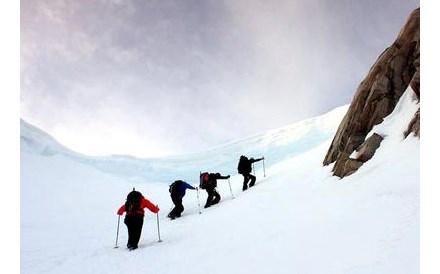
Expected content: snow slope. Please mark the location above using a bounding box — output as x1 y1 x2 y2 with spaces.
21 89 419 274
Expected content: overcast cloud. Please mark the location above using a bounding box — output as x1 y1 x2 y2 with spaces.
20 0 420 157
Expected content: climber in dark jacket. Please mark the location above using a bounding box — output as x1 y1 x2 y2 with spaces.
237 155 264 191
167 180 197 219
200 172 230 208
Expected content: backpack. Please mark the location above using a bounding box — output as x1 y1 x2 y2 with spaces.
237 156 251 174
199 172 210 189
169 180 183 196
125 190 142 213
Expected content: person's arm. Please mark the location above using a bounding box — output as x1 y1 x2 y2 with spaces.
251 157 264 163
182 181 197 190
142 197 160 213
117 205 125 215
215 173 230 180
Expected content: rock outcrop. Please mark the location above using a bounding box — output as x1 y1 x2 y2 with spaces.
354 133 384 163
323 8 420 177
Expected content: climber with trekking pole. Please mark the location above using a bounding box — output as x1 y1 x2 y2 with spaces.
237 155 264 191
199 172 231 208
167 180 198 220
116 188 160 250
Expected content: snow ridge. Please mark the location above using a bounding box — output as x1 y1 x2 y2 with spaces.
20 105 348 182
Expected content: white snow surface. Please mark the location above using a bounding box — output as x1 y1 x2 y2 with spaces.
21 88 419 274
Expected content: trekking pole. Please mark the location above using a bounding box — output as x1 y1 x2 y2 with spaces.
156 209 162 242
262 157 266 177
252 163 255 175
228 178 235 199
114 215 120 248
196 188 201 214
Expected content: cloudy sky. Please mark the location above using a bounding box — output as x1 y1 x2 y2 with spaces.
20 0 420 158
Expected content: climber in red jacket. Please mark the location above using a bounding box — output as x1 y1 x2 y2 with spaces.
117 189 159 250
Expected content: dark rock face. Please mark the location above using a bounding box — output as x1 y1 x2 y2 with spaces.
323 8 420 177
332 152 364 178
331 133 384 177
354 133 384 163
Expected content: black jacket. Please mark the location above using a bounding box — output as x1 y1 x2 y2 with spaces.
207 173 229 188
238 156 263 174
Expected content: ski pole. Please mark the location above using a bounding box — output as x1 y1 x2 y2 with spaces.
228 178 234 199
156 209 162 242
196 188 201 214
114 215 120 248
252 163 255 175
262 157 266 177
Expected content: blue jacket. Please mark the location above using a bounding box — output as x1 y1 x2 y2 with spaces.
177 181 195 197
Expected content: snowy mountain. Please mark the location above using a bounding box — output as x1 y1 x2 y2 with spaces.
21 89 419 274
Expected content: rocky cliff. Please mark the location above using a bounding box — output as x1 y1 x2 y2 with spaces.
323 8 420 178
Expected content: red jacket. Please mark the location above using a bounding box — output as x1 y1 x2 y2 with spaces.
117 196 159 216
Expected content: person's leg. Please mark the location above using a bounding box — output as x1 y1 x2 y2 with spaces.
124 216 134 248
211 190 221 205
168 195 180 218
249 174 257 187
130 215 144 249
175 197 184 217
242 174 250 190
168 197 185 219
205 188 214 208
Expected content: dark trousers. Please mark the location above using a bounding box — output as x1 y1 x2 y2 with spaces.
124 214 144 248
242 173 256 190
168 195 184 218
205 187 221 208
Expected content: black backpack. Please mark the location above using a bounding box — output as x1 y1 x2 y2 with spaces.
125 190 142 213
169 180 183 196
199 172 210 189
237 156 251 174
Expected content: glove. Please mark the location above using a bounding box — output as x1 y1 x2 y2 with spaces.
227 175 231 179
